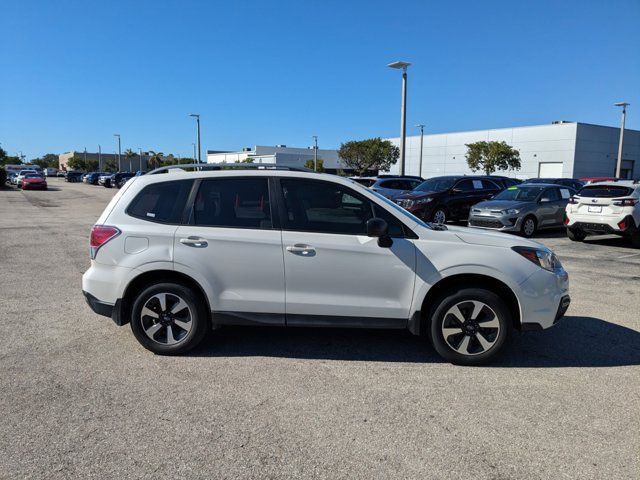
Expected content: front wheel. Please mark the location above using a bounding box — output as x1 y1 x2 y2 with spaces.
130 282 209 355
431 207 448 224
429 288 512 365
520 216 537 238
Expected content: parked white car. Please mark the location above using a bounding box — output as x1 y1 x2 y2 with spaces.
565 181 640 247
82 166 570 365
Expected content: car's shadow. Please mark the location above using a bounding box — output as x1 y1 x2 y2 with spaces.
189 316 640 368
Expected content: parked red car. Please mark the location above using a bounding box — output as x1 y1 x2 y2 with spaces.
21 174 48 190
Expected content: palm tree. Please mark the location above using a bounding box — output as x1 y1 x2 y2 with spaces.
124 148 136 172
148 151 164 170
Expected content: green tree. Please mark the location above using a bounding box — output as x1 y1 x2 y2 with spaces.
234 157 255 164
66 155 87 171
32 153 59 169
465 141 521 175
304 159 324 172
147 151 164 170
124 148 137 171
338 138 399 176
103 159 118 172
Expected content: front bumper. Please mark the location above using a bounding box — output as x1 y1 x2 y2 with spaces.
518 267 570 330
468 213 522 232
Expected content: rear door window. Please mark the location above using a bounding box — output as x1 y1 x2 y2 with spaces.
193 178 272 229
481 179 501 191
127 180 193 224
578 185 634 198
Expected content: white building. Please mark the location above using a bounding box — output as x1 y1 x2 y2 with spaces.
207 145 344 172
386 121 640 180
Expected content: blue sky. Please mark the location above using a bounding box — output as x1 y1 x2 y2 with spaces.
1 0 639 159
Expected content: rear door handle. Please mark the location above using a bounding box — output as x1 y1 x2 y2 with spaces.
180 236 208 248
286 244 315 256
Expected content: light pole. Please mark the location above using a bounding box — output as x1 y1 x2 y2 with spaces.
192 143 197 163
114 134 121 171
415 124 425 177
98 145 102 171
189 114 201 163
312 135 318 171
387 61 411 176
614 102 630 178
138 148 143 172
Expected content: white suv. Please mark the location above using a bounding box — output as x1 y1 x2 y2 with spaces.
565 181 640 247
82 166 570 365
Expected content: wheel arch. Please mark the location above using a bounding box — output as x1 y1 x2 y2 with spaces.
413 273 522 335
119 270 211 326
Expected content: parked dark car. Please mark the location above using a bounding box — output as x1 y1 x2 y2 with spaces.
65 171 84 182
103 172 136 188
395 175 505 223
84 172 106 185
522 177 584 190
350 175 424 199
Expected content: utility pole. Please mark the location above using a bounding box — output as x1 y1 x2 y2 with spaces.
138 148 143 172
416 124 425 177
614 102 630 178
98 145 102 171
192 143 197 162
189 114 201 163
114 134 121 171
312 135 318 171
387 61 411 176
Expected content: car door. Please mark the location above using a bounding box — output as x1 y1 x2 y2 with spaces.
173 176 285 324
277 178 416 325
448 179 478 219
556 187 573 225
537 187 562 227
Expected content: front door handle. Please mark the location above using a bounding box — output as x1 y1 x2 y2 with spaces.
180 236 208 248
286 244 315 256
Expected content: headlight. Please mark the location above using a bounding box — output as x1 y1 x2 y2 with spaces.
512 246 562 272
415 197 433 205
504 208 520 215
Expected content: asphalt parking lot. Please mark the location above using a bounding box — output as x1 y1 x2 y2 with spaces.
1 178 639 479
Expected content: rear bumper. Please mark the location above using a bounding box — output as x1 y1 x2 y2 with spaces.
83 291 125 325
566 213 638 235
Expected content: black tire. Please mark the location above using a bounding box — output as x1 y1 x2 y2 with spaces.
631 232 640 249
567 228 586 242
520 215 537 238
429 288 512 365
431 207 448 224
130 282 209 355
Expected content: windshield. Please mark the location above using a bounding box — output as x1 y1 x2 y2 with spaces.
579 185 633 198
415 177 456 192
493 186 544 201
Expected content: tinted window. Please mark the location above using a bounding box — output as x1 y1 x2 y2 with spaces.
415 177 457 192
128 180 193 223
503 178 521 187
281 179 374 235
455 180 475 192
543 188 561 201
351 178 376 187
193 178 272 229
578 185 634 198
373 205 406 237
481 179 501 190
378 180 397 189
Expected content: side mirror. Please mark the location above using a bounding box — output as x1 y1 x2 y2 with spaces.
366 218 393 248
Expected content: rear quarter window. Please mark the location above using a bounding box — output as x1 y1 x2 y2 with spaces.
578 185 634 198
127 180 193 224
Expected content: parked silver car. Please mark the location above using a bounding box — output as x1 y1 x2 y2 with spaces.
468 183 575 237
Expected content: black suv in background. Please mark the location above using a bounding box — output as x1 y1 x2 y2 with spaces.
104 172 136 188
522 178 584 190
395 175 507 223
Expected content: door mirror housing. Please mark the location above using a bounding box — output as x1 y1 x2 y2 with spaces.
366 218 393 248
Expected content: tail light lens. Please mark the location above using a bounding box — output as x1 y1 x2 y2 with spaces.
90 225 121 259
568 196 579 204
612 198 638 207
617 219 628 231
563 216 570 225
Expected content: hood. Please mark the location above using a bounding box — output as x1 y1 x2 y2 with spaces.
396 189 442 200
473 200 531 211
445 224 543 249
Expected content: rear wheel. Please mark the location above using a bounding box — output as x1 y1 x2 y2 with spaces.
130 282 209 355
567 228 586 242
520 215 537 238
631 232 640 249
429 288 511 365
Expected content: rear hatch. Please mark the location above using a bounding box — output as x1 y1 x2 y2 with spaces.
573 184 634 217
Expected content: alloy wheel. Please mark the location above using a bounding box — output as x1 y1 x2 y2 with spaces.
441 300 501 356
433 209 447 224
140 292 193 345
523 218 535 236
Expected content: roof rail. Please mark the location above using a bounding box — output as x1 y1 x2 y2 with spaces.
147 163 314 175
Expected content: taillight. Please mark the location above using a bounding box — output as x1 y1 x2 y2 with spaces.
90 225 121 259
617 219 628 231
563 216 570 225
568 196 579 204
612 198 638 207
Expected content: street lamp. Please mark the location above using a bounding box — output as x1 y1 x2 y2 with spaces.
415 124 425 177
114 134 121 171
138 148 143 172
312 135 318 171
192 143 197 163
387 60 411 176
614 102 630 178
189 114 201 163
